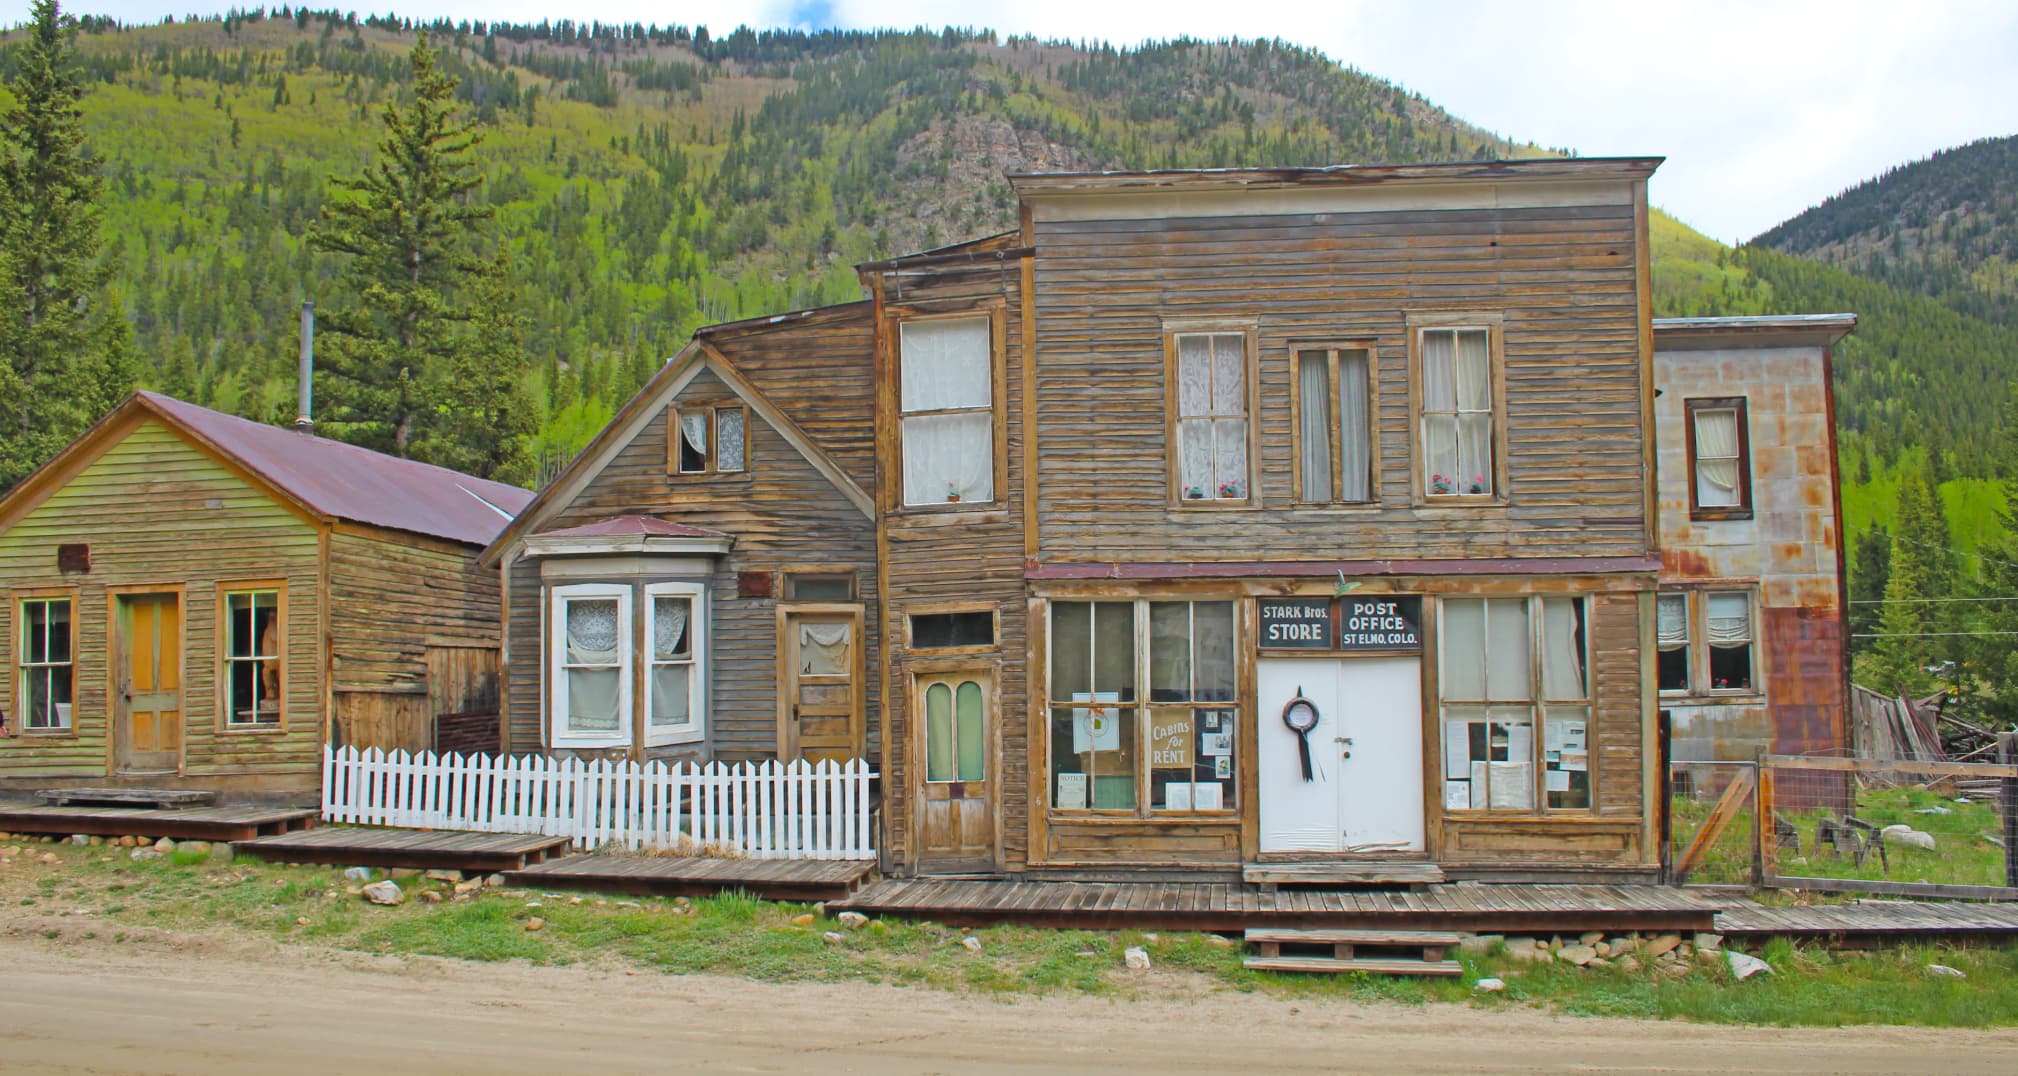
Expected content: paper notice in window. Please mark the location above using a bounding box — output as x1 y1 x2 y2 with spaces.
1444 724 1472 779
1056 773 1088 810
1445 781 1470 810
1560 752 1588 773
1163 782 1193 811
1193 782 1223 810
1545 769 1571 793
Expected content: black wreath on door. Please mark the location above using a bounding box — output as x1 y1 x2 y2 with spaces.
1281 688 1319 782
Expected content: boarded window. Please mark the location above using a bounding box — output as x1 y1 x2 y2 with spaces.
224 590 282 728
900 317 993 505
911 611 994 649
17 598 73 732
1419 327 1494 497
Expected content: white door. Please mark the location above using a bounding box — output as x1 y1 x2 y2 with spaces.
1258 656 1425 854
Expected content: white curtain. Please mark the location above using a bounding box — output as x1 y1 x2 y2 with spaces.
1176 336 1212 416
1694 409 1741 506
1485 598 1531 701
1540 598 1586 700
1707 593 1752 647
1455 330 1491 410
679 412 708 455
900 318 991 411
1455 331 1492 493
1657 593 1689 650
1210 335 1244 413
715 409 745 472
652 597 689 659
1297 352 1331 500
1212 417 1248 499
1440 599 1486 700
801 622 851 675
902 412 992 503
1422 331 1456 411
650 666 690 727
1338 352 1370 502
649 597 695 729
565 599 621 733
1177 418 1213 499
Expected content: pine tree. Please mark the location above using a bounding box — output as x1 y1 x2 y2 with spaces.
0 0 136 491
1968 388 2018 728
1865 472 1941 698
1847 524 1890 654
309 31 489 457
408 251 536 485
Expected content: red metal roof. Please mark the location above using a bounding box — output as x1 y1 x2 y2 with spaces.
139 392 535 547
531 514 731 540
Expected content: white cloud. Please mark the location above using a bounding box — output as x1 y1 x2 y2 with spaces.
43 0 2018 241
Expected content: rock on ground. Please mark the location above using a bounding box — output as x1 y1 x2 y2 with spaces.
362 880 405 906
961 936 983 953
1123 946 1151 970
1693 933 1723 951
1727 951 1773 980
1927 964 1967 979
1559 945 1598 967
836 911 870 930
1473 978 1505 993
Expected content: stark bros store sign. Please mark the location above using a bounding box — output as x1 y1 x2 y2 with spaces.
1257 595 1422 652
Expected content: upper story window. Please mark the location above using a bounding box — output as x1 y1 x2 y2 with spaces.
1171 331 1252 503
671 404 747 475
1416 325 1499 499
1294 346 1375 504
1658 588 1756 695
1685 397 1752 520
549 581 706 749
899 316 994 506
223 588 283 728
16 597 73 733
1439 595 1591 812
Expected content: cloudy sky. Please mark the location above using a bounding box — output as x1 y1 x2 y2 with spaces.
36 0 2018 242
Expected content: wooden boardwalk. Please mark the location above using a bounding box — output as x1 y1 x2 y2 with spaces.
1717 898 2018 944
828 880 1721 934
507 855 878 902
235 827 572 872
0 804 317 843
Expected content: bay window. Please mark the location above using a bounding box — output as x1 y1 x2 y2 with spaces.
548 581 708 750
900 316 994 506
17 597 74 732
1439 595 1590 812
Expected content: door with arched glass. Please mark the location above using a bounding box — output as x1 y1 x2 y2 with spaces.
914 670 997 871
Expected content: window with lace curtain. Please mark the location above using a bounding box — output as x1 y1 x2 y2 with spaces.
670 404 747 476
1293 346 1375 504
1169 329 1253 504
548 581 707 749
1657 588 1757 695
899 316 994 506
1416 325 1499 499
1685 397 1751 519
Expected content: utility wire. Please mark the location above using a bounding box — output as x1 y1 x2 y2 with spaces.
1848 522 2018 573
1853 630 2018 638
1850 595 2018 604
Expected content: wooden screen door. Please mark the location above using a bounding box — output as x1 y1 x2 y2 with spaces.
116 593 184 775
779 608 864 762
914 670 997 872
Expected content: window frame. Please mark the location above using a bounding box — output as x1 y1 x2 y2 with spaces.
893 308 1005 512
1656 591 1692 696
1657 587 1762 698
643 581 707 747
216 580 287 733
13 591 79 736
783 571 857 602
1407 314 1507 506
548 582 636 750
905 601 999 656
667 402 750 479
1436 594 1594 815
1289 342 1381 506
1164 320 1261 508
1684 396 1753 521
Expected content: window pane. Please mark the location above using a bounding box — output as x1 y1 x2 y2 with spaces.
650 664 691 727
1296 351 1332 501
925 681 954 782
956 680 986 781
46 601 70 664
676 411 709 473
1486 707 1535 809
1657 594 1689 649
786 574 853 601
566 668 622 732
715 409 746 472
653 597 691 660
1456 413 1493 495
1051 706 1136 810
1148 602 1191 702
28 668 51 728
1658 647 1691 693
1711 641 1754 692
1455 330 1491 410
1051 602 1092 701
1421 330 1455 411
1210 334 1245 413
564 599 620 665
1192 602 1236 702
1694 408 1742 507
1212 417 1248 500
799 622 850 676
1540 598 1586 701
911 611 993 649
1339 351 1371 502
24 601 48 664
1423 414 1459 495
1545 706 1591 809
1485 599 1531 700
1175 336 1211 416
1706 593 1752 641
1092 602 1135 700
1440 599 1485 700
901 411 993 505
900 317 991 412
1177 419 1213 500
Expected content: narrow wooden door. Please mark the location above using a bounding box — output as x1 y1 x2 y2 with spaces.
914 671 997 872
116 593 183 775
780 611 863 763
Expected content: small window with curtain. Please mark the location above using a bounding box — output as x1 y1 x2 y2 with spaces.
17 597 74 732
1418 326 1497 498
1171 331 1250 503
1656 592 1691 693
646 585 705 744
900 316 994 506
223 589 282 728
1685 397 1751 519
551 584 631 747
1293 346 1375 504
670 404 747 476
1705 591 1755 692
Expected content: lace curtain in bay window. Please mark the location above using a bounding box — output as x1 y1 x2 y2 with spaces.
650 597 692 728
565 598 621 733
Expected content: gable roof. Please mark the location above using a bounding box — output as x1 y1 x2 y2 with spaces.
0 392 533 547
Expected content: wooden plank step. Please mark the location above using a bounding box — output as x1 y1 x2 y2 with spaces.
1244 927 1464 947
1243 861 1445 887
38 787 216 809
1243 955 1464 977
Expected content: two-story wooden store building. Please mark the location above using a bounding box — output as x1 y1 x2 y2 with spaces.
488 158 1677 882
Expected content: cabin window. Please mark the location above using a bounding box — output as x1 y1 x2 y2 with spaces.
549 582 707 749
223 589 283 728
670 404 747 475
1417 327 1496 498
1049 599 1239 816
1294 346 1375 504
1658 589 1758 695
910 610 995 650
1439 596 1590 812
899 316 994 506
1172 332 1250 502
1685 397 1751 519
784 572 855 601
1656 592 1691 693
16 597 74 732
646 583 706 744
550 584 632 747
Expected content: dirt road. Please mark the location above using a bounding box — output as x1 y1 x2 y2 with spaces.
2 936 2015 1074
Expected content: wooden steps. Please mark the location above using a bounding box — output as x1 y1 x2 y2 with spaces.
38 787 216 809
507 855 878 902
235 827 572 873
1243 861 1444 889
1243 927 1464 977
0 803 316 842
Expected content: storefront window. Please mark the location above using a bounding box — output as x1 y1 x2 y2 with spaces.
1440 596 1589 812
1050 600 1238 815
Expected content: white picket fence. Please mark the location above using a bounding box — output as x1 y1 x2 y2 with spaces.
320 745 877 859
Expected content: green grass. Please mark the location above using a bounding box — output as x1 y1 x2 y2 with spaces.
1673 781 2011 889
6 838 2018 1025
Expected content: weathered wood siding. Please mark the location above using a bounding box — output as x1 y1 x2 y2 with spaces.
0 419 322 793
501 362 880 764
705 304 880 494
1028 205 1649 562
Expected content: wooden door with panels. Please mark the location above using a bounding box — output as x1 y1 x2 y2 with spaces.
114 592 184 775
776 605 865 763
913 668 998 872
